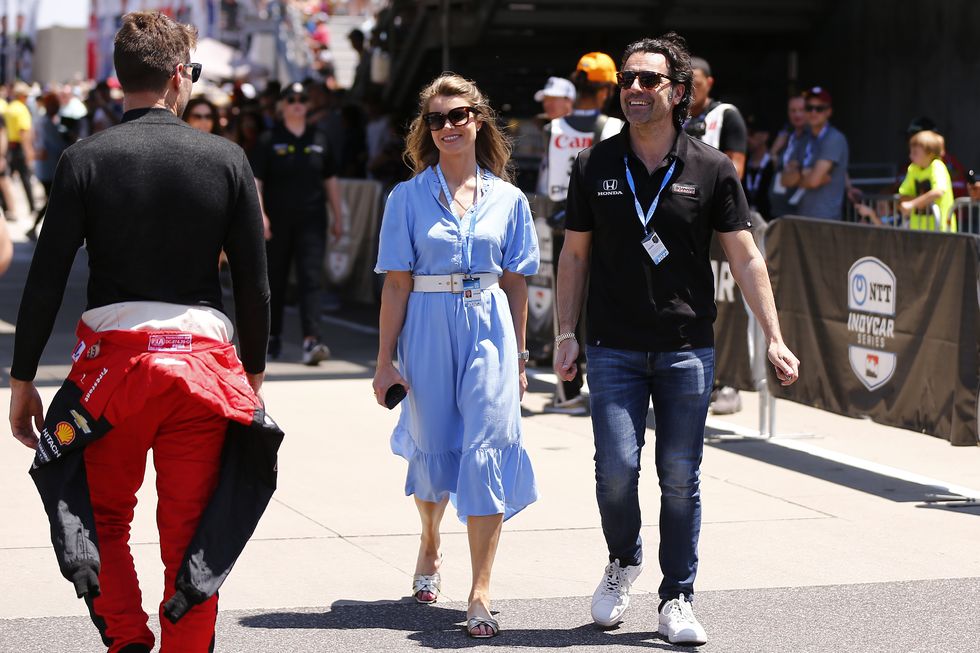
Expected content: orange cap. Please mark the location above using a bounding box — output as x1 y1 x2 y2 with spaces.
576 52 617 84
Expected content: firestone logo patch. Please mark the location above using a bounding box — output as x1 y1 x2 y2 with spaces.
846 257 897 391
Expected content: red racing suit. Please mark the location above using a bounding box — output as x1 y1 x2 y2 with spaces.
30 321 283 650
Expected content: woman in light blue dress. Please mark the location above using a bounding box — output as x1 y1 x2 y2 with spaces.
372 74 539 638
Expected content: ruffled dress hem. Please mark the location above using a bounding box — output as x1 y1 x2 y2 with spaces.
391 424 538 523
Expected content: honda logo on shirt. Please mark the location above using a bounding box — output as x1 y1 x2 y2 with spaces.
603 179 618 191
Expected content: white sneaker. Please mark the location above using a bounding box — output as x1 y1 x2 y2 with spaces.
658 594 707 645
301 340 331 366
542 394 589 416
591 559 642 627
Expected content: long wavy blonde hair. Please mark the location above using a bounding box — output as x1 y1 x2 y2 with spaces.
404 73 513 182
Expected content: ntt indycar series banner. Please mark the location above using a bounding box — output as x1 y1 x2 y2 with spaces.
767 217 980 446
710 215 769 392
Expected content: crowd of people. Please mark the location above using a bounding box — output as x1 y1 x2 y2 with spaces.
5 9 802 650
3 5 978 651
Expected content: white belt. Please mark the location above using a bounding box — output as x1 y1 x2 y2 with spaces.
412 273 499 293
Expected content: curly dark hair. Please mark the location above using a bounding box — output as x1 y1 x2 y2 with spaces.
621 32 693 130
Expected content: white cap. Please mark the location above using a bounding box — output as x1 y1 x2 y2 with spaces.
534 76 576 102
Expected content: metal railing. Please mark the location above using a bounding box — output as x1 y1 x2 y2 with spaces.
845 193 907 227
845 193 980 234
949 197 980 235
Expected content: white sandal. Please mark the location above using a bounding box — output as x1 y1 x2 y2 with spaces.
466 615 500 638
412 572 441 604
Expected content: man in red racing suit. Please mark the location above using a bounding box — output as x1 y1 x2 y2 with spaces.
8 11 280 653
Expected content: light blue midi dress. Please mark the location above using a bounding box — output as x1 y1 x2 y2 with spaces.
375 165 540 522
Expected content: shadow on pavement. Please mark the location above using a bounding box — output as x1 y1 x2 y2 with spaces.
239 600 697 650
704 426 977 508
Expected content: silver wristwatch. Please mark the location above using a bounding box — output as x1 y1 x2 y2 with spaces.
554 332 577 347
517 350 530 361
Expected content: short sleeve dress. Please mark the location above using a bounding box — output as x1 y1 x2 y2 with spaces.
375 166 540 522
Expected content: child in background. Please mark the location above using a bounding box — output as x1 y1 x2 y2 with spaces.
898 130 955 232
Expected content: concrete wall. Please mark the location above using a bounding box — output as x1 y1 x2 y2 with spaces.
33 27 87 84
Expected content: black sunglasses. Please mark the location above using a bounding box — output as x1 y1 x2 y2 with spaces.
616 70 676 90
805 104 829 113
422 106 476 131
285 95 308 104
181 62 202 83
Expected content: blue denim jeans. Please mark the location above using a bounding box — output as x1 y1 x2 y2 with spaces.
586 345 714 600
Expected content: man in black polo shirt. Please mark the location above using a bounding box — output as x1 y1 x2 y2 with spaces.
554 32 798 645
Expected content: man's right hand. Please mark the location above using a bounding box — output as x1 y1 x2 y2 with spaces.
9 378 43 449
554 338 580 382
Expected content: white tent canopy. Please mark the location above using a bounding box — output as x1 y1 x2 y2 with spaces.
194 37 267 82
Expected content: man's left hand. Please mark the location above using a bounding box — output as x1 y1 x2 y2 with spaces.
768 342 800 386
9 378 44 449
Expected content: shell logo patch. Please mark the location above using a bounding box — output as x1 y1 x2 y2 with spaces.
54 421 76 446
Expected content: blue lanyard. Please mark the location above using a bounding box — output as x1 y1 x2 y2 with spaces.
746 153 770 195
623 156 677 233
782 131 799 168
435 163 482 273
802 125 828 168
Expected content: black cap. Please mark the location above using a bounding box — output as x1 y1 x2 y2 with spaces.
907 116 938 137
745 113 769 134
280 82 306 99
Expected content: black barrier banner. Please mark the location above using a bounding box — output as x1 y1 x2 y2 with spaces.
710 217 767 391
767 217 980 445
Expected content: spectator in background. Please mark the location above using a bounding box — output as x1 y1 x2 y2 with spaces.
4 80 36 218
898 130 955 231
534 76 575 121
307 82 347 172
905 117 970 198
684 57 747 178
539 52 624 416
768 94 807 218
348 28 371 103
742 116 774 220
182 97 222 135
258 83 281 130
684 59 747 415
229 106 265 164
27 92 69 241
251 82 343 364
364 92 406 192
0 106 17 218
781 86 849 220
87 79 123 133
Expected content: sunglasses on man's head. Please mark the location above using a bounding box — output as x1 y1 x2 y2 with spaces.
616 70 676 90
805 104 829 113
285 95 308 104
422 106 476 131
181 62 202 83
